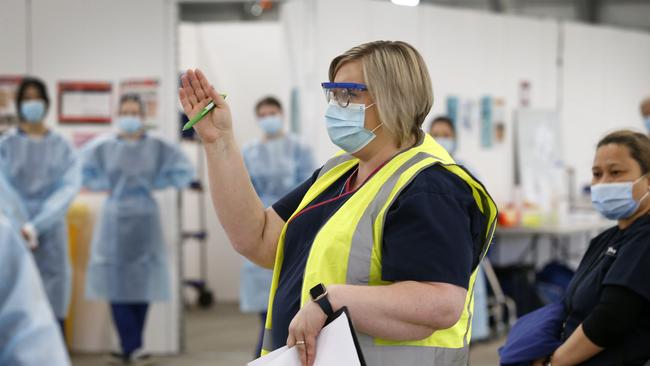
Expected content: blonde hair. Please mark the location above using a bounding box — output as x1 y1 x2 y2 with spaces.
328 41 433 147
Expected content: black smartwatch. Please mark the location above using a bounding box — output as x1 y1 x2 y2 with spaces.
309 283 334 317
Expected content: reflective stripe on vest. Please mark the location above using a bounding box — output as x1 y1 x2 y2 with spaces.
262 134 498 366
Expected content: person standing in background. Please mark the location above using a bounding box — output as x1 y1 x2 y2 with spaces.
429 115 491 342
81 94 195 365
0 77 81 335
640 97 650 135
241 96 315 358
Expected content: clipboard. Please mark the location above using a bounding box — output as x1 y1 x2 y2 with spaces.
248 307 366 366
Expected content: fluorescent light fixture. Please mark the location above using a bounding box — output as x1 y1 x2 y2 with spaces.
391 0 420 6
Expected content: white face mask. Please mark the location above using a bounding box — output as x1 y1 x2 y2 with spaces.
324 101 380 154
591 175 649 220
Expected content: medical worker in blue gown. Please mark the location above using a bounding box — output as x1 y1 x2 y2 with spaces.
241 96 315 357
82 94 195 364
0 214 70 366
430 115 491 342
0 77 81 330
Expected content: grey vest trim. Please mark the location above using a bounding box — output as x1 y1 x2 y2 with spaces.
357 334 468 366
345 151 435 285
262 328 274 352
316 154 356 180
342 153 494 365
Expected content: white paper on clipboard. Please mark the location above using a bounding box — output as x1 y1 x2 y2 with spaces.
248 311 362 366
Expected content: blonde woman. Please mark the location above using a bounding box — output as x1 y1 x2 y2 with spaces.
179 41 497 366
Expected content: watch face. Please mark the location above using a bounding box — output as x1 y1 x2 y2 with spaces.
310 284 325 299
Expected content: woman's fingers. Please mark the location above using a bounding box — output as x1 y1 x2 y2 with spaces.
178 88 192 116
180 73 199 106
287 325 307 366
305 334 317 366
296 335 307 366
286 332 296 348
187 69 208 102
179 87 211 118
195 69 224 104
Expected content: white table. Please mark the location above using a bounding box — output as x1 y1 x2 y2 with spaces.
494 220 614 264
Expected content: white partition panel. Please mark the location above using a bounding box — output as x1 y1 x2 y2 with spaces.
178 22 293 301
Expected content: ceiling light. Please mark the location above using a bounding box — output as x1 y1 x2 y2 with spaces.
391 0 420 6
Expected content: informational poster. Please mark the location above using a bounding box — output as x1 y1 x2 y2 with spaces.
493 98 506 144
460 99 476 131
480 96 493 148
445 96 459 130
515 109 564 213
119 79 159 128
58 82 112 124
0 76 23 133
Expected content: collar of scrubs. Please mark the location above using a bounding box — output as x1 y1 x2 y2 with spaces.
620 212 650 233
117 132 147 142
17 126 51 138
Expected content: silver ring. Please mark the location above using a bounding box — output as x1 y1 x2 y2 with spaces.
295 340 306 346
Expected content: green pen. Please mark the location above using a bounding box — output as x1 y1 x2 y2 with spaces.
182 94 227 131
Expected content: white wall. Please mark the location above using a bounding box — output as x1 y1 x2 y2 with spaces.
0 0 180 353
0 0 27 74
561 22 650 194
178 22 294 301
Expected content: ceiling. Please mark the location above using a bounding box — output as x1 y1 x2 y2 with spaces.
178 0 650 33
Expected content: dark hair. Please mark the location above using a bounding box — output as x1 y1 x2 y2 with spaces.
429 116 455 134
255 96 282 114
15 77 50 121
597 130 650 175
119 93 145 116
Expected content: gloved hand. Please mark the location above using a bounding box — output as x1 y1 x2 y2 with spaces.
21 223 39 250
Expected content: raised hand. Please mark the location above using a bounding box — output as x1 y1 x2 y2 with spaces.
179 69 232 144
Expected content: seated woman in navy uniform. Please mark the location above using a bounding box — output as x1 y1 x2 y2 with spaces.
537 130 650 366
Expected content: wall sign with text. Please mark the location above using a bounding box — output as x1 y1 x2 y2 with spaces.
58 81 112 124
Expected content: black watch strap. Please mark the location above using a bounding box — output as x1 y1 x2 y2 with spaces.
314 295 334 317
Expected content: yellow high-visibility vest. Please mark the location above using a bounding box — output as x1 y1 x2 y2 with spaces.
262 134 497 365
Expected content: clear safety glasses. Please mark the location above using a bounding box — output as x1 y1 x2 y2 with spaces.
321 82 368 108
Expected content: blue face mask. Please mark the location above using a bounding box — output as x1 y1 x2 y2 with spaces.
325 101 380 154
644 116 650 133
591 176 649 220
118 115 143 134
259 115 283 135
436 137 457 155
20 100 46 123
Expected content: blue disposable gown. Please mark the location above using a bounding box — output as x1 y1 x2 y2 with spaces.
82 134 195 302
0 128 81 319
240 135 314 313
0 215 71 366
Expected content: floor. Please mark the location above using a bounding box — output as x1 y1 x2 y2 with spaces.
71 303 503 365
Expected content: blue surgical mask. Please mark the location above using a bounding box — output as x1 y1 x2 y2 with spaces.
436 137 457 155
644 116 650 133
20 100 46 123
325 101 380 154
259 115 283 135
118 115 143 134
591 176 649 220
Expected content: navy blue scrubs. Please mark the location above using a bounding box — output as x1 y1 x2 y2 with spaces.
563 215 650 365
